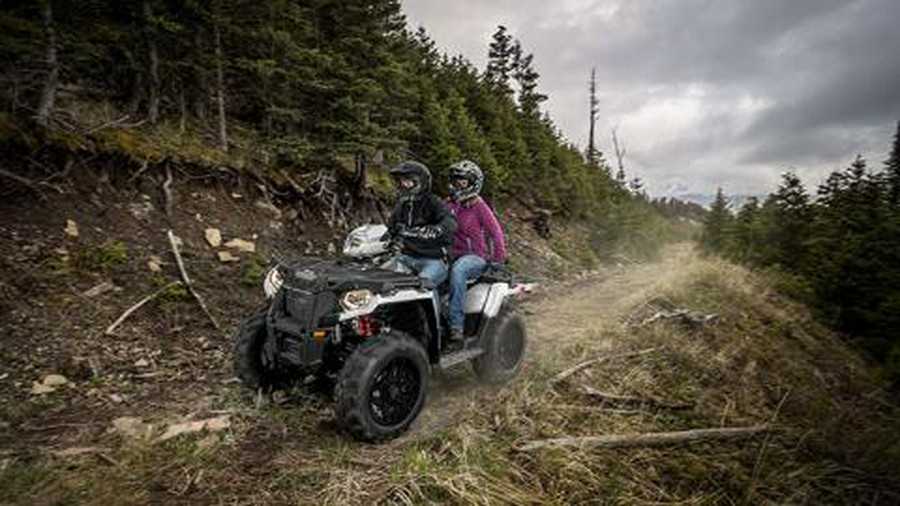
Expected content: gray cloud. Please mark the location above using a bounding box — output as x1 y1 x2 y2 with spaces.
401 0 900 196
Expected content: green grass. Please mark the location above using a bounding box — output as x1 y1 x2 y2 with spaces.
95 240 129 270
241 253 268 288
48 240 129 276
549 235 598 270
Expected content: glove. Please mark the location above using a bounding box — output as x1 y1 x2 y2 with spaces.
399 225 443 240
380 231 403 253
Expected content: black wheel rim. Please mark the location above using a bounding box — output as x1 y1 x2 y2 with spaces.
498 322 525 371
369 357 421 427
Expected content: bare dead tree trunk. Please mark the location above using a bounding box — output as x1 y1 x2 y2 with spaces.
213 7 228 151
587 67 599 165
143 0 159 124
612 127 627 184
178 83 187 134
352 151 366 197
36 0 59 126
191 32 207 123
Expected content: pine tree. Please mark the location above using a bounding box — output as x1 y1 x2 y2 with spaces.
445 90 502 191
764 171 810 269
0 0 649 252
886 120 900 205
807 155 898 341
414 91 461 189
485 25 514 96
729 197 761 263
700 188 732 254
511 42 546 118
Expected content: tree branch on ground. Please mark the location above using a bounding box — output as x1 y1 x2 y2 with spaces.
578 385 694 411
162 164 174 216
516 425 772 452
638 309 717 328
550 347 659 386
105 281 182 335
167 230 221 330
550 404 650 415
0 168 63 198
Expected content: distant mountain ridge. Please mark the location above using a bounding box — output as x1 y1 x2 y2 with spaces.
669 193 761 210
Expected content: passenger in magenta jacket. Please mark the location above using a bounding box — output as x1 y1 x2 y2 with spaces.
445 197 507 261
444 160 507 341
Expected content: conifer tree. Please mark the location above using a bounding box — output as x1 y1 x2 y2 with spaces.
886 120 900 205
764 172 810 269
729 197 761 263
700 188 732 253
485 25 514 96
807 156 897 339
0 0 650 252
511 43 546 118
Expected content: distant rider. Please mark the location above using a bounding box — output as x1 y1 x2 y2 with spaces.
382 160 457 288
444 160 507 341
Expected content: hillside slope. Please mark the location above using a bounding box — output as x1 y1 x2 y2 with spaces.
2 183 898 506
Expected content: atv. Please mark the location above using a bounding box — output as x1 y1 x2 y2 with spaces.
233 224 534 441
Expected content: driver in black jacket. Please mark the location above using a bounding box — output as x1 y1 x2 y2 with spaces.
382 160 457 288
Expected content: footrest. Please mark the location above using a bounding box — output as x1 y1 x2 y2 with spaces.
439 347 484 370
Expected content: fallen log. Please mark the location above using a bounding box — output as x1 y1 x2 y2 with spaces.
516 424 771 452
639 309 717 327
550 347 659 386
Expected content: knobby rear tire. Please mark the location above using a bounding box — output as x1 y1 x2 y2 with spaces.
473 311 527 384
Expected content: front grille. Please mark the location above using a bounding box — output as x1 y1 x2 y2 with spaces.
286 291 316 321
274 290 338 368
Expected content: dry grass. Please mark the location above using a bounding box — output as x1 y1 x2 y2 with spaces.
360 245 900 505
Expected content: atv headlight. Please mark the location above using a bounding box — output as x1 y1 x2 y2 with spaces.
340 289 374 311
263 267 283 298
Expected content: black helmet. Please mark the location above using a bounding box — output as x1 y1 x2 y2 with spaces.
390 160 432 202
449 159 483 202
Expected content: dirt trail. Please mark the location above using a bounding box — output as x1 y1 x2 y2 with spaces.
413 247 684 433
295 245 695 502
524 244 690 354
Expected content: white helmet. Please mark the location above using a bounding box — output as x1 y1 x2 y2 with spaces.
449 160 483 202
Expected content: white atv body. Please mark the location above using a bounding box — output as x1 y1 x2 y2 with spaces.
236 224 533 442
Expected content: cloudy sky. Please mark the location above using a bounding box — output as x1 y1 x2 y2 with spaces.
401 0 900 197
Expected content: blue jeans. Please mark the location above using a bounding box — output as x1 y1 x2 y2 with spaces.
449 255 487 332
383 255 448 288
